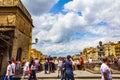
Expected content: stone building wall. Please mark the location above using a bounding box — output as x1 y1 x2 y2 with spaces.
0 0 33 75
12 29 30 59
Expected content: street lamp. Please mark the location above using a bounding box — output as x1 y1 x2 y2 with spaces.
32 38 38 44
29 38 38 60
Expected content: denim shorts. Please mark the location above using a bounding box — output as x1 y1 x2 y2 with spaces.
58 66 62 70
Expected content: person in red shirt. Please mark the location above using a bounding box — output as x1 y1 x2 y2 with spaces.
80 57 85 70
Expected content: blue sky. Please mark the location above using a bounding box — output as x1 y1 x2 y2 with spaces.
21 0 120 57
50 0 72 14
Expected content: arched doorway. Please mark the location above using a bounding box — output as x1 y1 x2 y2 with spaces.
16 48 22 61
0 30 14 74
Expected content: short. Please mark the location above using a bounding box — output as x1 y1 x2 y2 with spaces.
58 66 62 70
23 71 28 76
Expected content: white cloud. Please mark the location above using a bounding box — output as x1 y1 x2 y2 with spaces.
64 0 120 25
32 12 87 44
21 0 58 15
28 0 120 56
64 0 120 36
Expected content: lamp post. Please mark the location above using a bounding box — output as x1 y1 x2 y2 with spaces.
32 38 38 44
29 38 38 60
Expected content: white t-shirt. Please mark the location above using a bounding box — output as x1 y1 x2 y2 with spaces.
31 65 36 70
23 62 29 71
11 62 16 75
34 60 39 65
76 60 81 65
58 60 63 67
88 59 92 63
118 59 120 66
100 63 112 80
6 64 12 76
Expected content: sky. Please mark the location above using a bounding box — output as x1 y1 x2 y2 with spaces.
21 0 120 57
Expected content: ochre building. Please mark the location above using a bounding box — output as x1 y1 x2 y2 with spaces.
29 48 47 61
103 41 120 57
0 0 33 74
82 47 98 62
115 41 120 57
103 42 116 57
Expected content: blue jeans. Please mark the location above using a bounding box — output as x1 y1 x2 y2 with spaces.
44 63 48 74
66 70 74 80
28 70 37 80
4 76 13 80
61 71 65 80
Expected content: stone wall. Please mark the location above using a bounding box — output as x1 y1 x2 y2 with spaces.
0 0 33 75
0 0 31 21
15 10 32 36
12 28 30 59
0 14 16 26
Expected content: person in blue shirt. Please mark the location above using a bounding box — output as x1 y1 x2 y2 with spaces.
65 55 74 80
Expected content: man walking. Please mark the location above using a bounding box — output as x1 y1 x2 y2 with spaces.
4 60 13 80
65 55 74 80
100 57 112 80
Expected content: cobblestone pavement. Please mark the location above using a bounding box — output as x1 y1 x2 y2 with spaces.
36 70 119 78
16 70 120 80
36 70 98 77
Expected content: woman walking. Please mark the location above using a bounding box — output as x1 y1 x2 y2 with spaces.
28 62 37 80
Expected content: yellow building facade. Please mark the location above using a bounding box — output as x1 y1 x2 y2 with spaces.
82 47 98 61
81 41 120 62
103 41 120 57
103 42 116 57
115 41 120 57
29 48 47 61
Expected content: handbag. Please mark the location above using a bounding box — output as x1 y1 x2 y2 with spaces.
29 69 32 74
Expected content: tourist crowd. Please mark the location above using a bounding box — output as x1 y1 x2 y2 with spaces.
4 55 120 80
3 57 42 80
4 55 82 80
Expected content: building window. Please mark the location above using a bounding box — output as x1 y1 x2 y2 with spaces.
16 48 22 61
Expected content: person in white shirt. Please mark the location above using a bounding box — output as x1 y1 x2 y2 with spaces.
23 59 29 77
117 57 120 70
34 58 39 71
4 60 13 80
88 57 93 68
57 57 63 77
11 60 16 75
28 62 37 80
100 57 112 80
76 59 81 70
